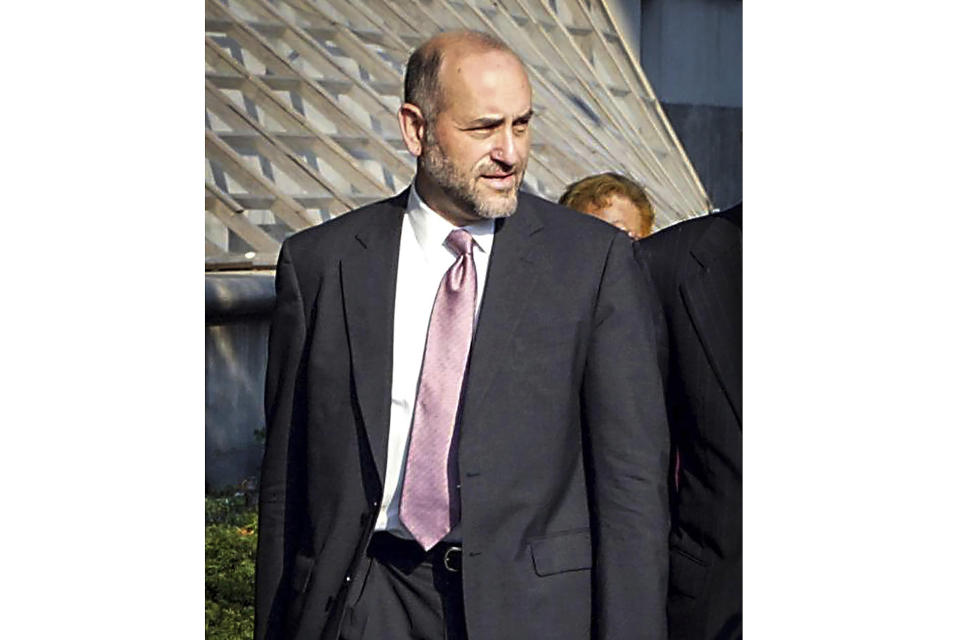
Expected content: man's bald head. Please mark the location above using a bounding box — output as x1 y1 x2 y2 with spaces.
403 30 522 124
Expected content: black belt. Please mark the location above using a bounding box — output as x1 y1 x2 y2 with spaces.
367 531 463 573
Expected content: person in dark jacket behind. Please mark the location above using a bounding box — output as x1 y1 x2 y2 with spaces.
635 204 742 639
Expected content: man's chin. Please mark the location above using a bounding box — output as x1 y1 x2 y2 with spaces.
475 201 517 219
472 184 521 219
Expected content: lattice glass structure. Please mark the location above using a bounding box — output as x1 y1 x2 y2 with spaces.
205 0 712 270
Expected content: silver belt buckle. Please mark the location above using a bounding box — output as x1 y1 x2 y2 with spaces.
442 546 462 572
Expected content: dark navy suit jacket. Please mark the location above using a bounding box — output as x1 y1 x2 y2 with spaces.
255 189 672 640
635 205 742 640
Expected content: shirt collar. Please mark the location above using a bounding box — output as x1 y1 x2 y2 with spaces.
407 184 495 256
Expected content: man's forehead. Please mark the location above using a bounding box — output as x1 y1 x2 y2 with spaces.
441 46 525 80
599 194 643 219
438 48 531 114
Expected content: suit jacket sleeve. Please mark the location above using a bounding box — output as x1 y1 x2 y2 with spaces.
582 232 670 640
255 243 308 640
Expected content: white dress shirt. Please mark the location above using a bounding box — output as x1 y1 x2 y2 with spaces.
374 186 495 536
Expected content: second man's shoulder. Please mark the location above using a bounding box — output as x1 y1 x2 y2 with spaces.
634 204 742 286
638 204 741 256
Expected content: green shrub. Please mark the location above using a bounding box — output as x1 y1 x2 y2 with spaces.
206 491 258 640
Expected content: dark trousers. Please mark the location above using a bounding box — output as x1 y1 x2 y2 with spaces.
340 533 468 640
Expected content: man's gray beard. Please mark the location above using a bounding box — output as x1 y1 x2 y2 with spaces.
421 140 521 220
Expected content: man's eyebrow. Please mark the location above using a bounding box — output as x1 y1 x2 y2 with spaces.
464 116 504 128
463 109 535 128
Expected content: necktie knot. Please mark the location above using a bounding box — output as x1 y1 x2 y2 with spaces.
446 229 474 257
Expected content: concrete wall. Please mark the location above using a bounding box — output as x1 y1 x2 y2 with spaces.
605 0 642 68
205 273 273 490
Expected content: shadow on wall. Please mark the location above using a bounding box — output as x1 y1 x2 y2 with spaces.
659 103 742 212
206 272 276 490
640 0 742 212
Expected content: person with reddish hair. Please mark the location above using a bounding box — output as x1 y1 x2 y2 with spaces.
560 172 655 240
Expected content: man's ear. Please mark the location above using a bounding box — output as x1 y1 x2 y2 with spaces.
398 103 427 157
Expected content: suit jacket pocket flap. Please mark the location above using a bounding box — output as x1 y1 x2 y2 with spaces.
669 546 708 599
291 552 314 593
530 529 592 576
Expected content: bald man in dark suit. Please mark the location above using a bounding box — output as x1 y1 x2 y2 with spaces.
255 30 671 640
635 204 742 640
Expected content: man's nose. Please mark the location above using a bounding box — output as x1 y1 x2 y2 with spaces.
490 129 519 167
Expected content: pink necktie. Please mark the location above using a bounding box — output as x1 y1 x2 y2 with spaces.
400 229 477 550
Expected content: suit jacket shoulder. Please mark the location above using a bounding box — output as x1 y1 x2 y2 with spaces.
276 190 407 312
517 190 628 256
635 205 741 296
529 190 625 235
282 191 408 266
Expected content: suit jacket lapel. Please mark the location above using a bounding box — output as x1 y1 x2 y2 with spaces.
340 191 406 483
460 199 543 426
680 218 743 426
